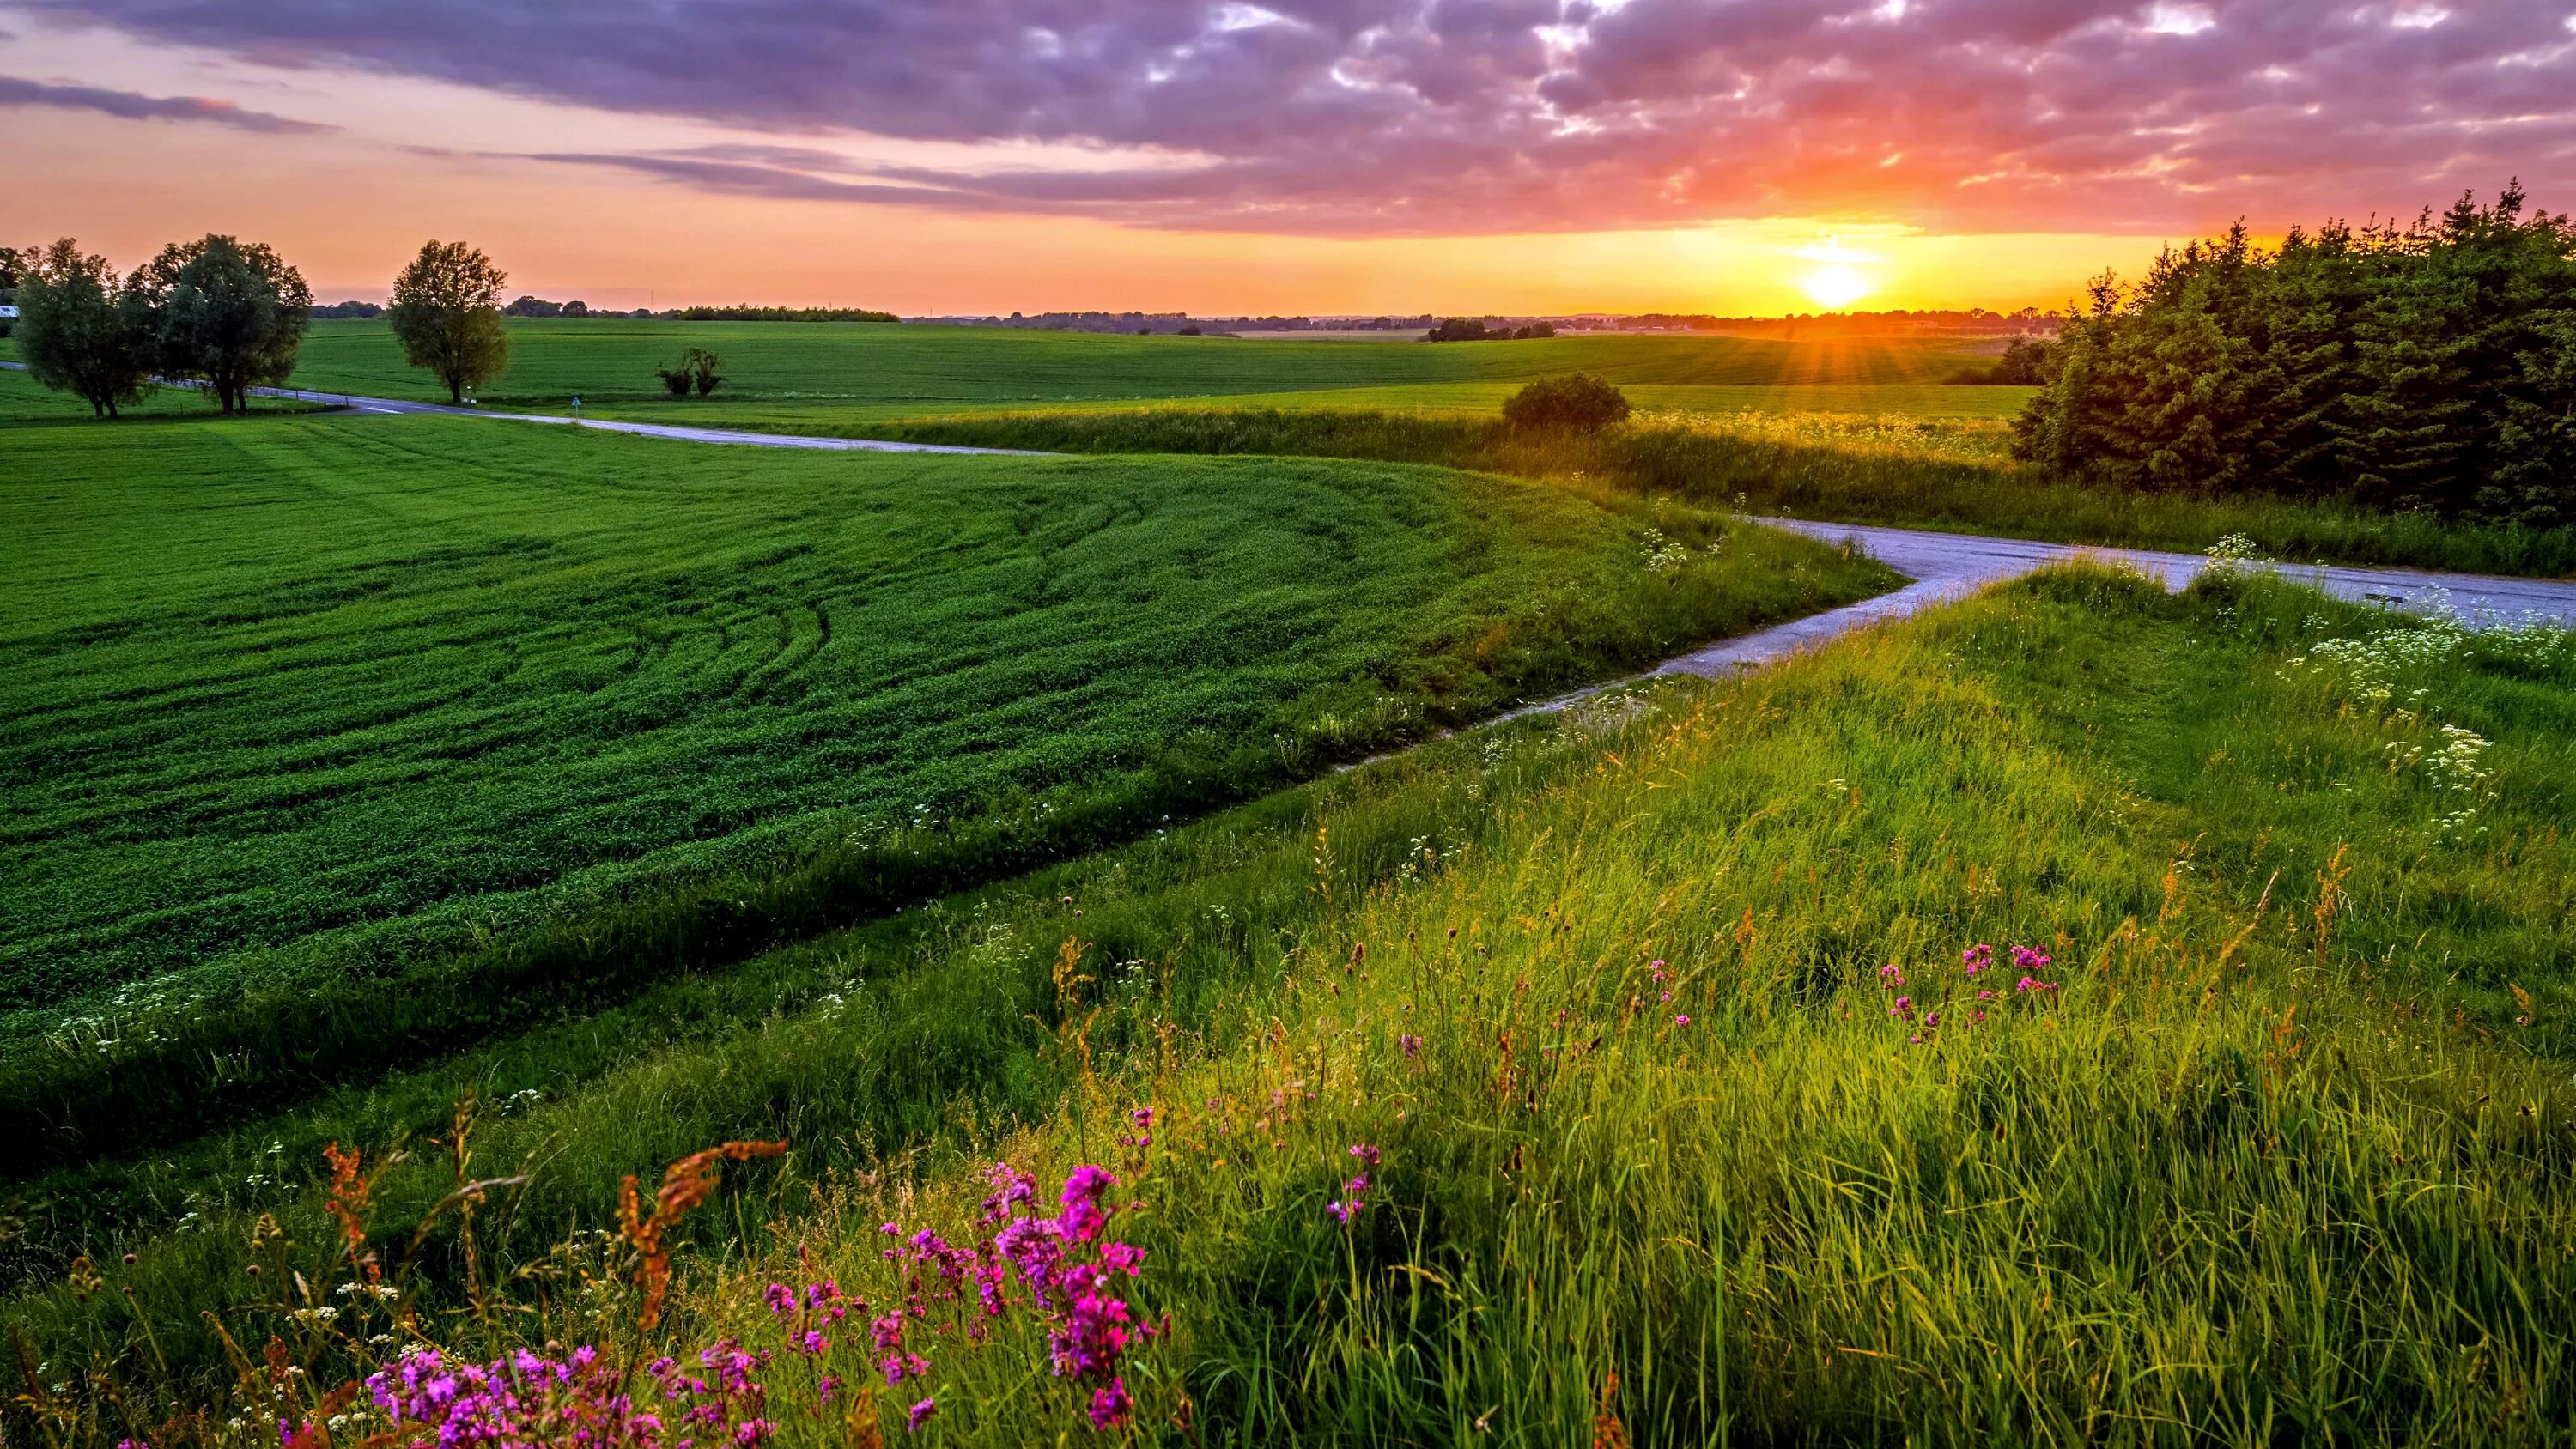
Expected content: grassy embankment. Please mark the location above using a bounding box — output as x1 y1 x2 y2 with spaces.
0 406 1886 1219
0 365 320 423
272 320 2576 575
16 564 2574 1444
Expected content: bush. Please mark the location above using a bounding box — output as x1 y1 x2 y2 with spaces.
655 346 724 397
1502 373 1631 434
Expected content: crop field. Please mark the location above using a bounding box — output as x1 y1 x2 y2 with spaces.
272 321 2576 575
21 561 2576 1443
14 302 2576 1449
282 316 1995 406
0 408 1891 1169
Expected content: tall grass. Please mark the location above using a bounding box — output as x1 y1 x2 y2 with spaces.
866 406 2576 578
22 566 2576 1445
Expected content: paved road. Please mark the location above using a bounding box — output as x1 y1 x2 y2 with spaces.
0 362 1040 456
1503 519 2576 723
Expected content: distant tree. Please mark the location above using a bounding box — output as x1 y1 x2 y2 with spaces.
131 234 312 414
1426 318 1491 342
655 359 693 396
1178 324 1203 336
562 300 589 318
1986 336 2058 385
502 295 563 318
13 238 155 417
388 240 511 405
310 300 385 319
1502 373 1631 434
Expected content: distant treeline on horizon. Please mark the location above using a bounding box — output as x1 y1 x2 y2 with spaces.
288 298 2063 336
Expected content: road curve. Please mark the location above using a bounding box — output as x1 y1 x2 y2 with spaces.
1488 518 2576 724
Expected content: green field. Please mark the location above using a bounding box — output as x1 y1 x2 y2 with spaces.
14 310 2576 1447
0 408 1889 1169
24 564 2576 1444
0 365 319 423
280 317 1995 406
262 320 2574 576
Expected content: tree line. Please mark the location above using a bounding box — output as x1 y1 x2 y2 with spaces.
2013 183 2576 526
12 236 312 416
1425 318 1557 342
8 236 525 412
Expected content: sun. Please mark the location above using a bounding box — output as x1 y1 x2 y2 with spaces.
1801 264 1873 310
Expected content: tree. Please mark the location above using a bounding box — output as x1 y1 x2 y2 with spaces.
13 238 155 418
1502 373 1631 433
388 240 511 405
132 234 312 414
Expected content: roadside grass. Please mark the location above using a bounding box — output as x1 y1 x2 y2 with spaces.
0 413 1889 1176
863 407 2576 577
0 365 320 424
17 565 2576 1445
563 382 2038 432
280 318 1992 406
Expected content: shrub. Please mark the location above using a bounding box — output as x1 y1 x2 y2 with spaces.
1502 373 1631 434
655 346 724 397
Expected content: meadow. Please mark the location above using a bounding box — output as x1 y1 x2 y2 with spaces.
0 365 319 424
11 312 2576 1446
19 562 2576 1445
268 319 2576 575
0 404 1888 1167
280 318 1992 408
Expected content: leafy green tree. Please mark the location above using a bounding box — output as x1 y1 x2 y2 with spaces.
388 240 511 405
1502 373 1630 433
13 238 155 418
132 234 312 414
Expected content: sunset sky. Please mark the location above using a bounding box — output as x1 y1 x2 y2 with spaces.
8 1 2575 315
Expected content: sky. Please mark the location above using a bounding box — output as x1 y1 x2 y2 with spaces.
6 1 2575 315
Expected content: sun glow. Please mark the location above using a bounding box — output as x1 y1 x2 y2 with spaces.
1801 264 1873 309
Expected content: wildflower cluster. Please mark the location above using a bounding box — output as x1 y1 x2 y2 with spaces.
867 1160 1159 1432
1637 528 1702 575
2204 533 2265 571
1326 1143 1381 1225
1879 944 2059 1045
368 1345 678 1449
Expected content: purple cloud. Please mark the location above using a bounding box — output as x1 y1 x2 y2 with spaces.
26 0 2576 233
0 72 332 133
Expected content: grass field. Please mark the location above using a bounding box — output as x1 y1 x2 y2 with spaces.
0 409 1890 1174
20 564 2576 1444
261 319 2576 576
0 365 319 423
12 312 2576 1446
277 317 1995 406
865 407 2576 576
